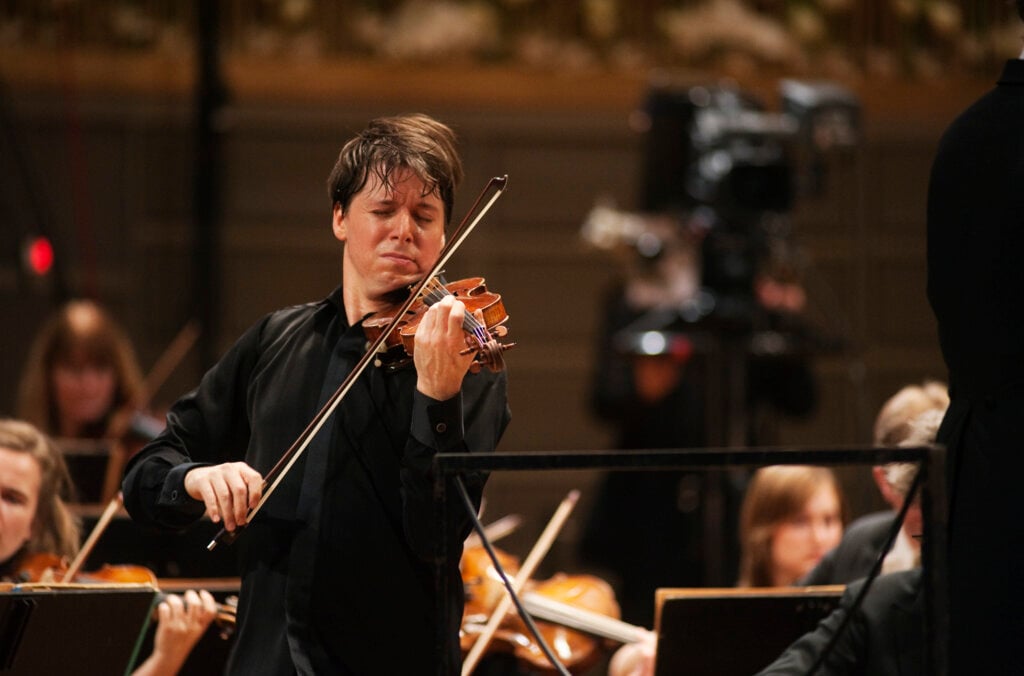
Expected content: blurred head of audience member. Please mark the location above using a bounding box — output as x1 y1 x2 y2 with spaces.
17 300 144 440
739 465 846 587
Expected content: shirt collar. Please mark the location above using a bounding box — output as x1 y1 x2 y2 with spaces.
999 58 1024 85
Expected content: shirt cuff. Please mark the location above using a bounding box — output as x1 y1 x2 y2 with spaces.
158 462 211 514
411 389 464 453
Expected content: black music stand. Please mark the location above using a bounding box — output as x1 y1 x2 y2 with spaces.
0 585 157 675
653 586 844 676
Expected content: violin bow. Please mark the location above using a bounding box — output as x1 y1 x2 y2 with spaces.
61 493 123 582
464 513 522 550
208 175 508 550
460 489 579 676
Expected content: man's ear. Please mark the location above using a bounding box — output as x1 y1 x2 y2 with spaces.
332 203 346 242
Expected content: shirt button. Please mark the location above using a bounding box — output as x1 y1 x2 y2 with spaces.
171 490 179 500
435 422 448 434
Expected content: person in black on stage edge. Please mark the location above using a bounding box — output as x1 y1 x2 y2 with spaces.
926 2 1024 673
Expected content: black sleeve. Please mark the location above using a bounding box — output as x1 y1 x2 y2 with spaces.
755 581 867 675
121 317 266 530
401 369 510 561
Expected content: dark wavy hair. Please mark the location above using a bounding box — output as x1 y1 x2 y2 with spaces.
326 114 463 227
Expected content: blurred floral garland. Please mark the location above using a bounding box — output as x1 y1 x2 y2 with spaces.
1 0 1021 80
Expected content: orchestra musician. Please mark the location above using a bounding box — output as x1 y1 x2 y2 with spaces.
121 113 512 675
16 299 163 503
737 465 845 588
0 420 80 574
0 418 216 676
16 300 148 442
801 382 948 586
607 464 845 676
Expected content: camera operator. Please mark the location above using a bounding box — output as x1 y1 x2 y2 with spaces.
578 84 825 627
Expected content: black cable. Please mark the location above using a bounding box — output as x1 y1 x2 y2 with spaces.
805 466 924 675
453 475 571 676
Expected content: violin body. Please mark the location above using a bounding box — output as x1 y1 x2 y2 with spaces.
461 546 623 674
364 277 512 373
11 552 237 637
12 551 158 585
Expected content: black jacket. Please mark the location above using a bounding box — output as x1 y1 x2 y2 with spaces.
123 287 510 675
927 59 1024 675
800 511 896 586
757 569 923 676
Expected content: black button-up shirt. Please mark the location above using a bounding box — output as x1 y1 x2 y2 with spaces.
123 287 510 674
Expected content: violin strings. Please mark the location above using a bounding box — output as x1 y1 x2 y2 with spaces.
421 278 490 347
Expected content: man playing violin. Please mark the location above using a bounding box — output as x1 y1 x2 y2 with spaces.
122 113 511 675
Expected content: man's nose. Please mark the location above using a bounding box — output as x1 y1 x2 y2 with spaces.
391 211 415 241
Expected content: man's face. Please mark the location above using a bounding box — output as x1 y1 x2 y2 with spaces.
872 465 922 540
333 168 446 306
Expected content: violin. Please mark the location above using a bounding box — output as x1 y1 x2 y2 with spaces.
11 552 238 635
363 276 513 373
461 546 643 674
11 551 157 585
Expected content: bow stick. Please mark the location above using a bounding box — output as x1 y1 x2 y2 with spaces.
60 493 123 582
464 513 522 550
208 175 508 550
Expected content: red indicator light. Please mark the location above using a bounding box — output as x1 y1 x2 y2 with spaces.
25 236 54 275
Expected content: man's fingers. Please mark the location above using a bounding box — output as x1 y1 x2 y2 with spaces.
210 473 238 531
446 299 466 335
185 463 264 531
243 467 264 510
197 589 218 616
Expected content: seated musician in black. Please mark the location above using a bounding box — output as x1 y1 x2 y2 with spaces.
801 382 947 586
756 568 923 676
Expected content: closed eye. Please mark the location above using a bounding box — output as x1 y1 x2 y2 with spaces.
1 488 29 507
